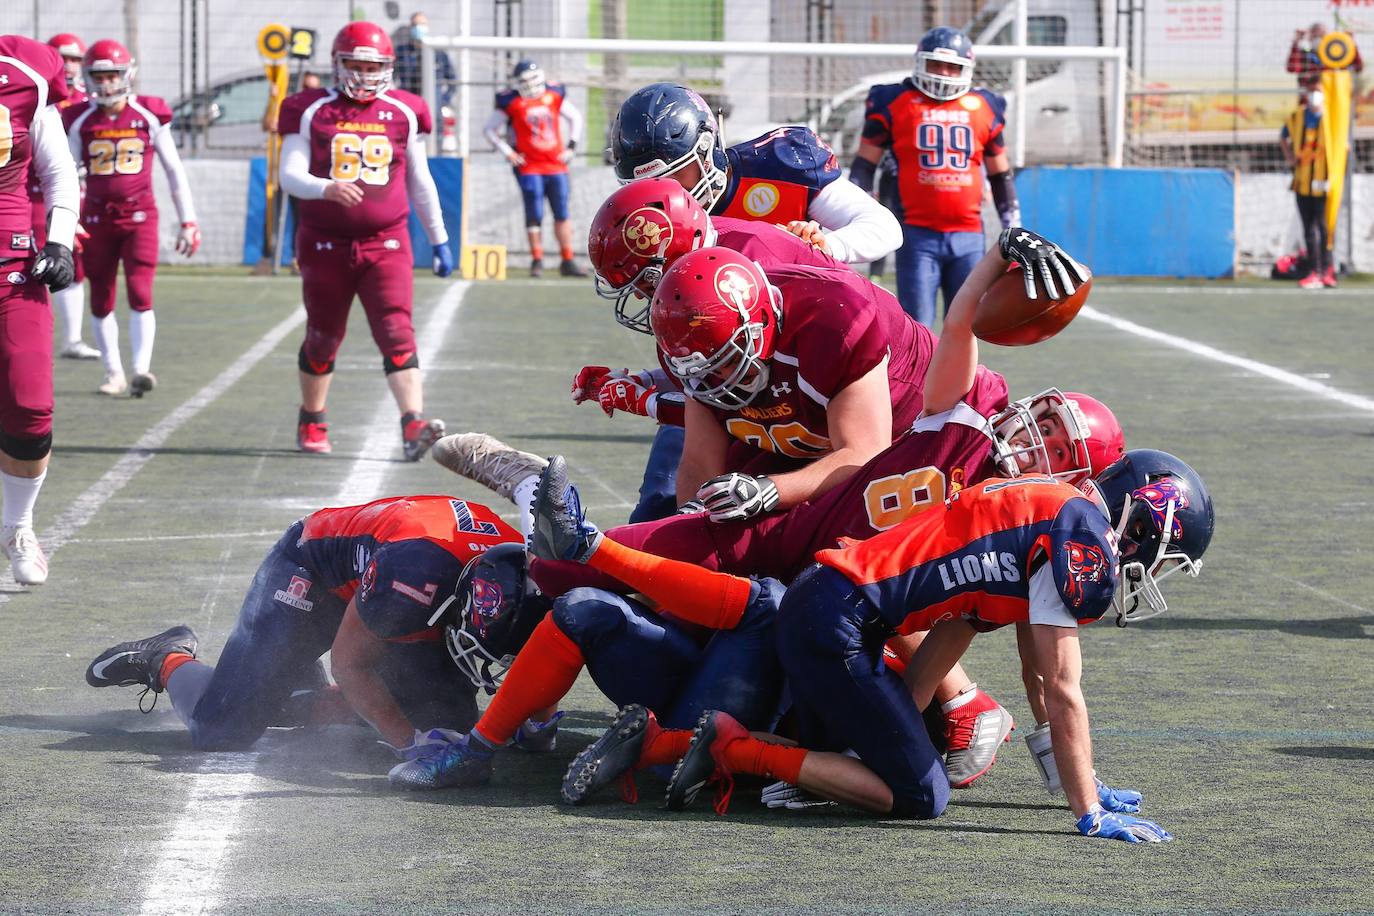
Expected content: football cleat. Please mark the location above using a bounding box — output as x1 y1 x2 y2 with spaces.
129 372 157 398
97 369 127 396
561 705 652 806
944 688 1015 789
1298 272 1324 290
2 525 48 586
530 455 601 563
559 259 588 278
297 412 332 453
402 415 446 462
1322 266 1338 288
530 258 543 279
665 708 749 814
85 625 198 694
512 711 564 753
388 731 494 790
60 341 101 360
431 432 547 502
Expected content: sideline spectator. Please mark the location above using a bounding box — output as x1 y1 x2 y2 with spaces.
394 12 454 109
1280 90 1336 288
1287 23 1363 90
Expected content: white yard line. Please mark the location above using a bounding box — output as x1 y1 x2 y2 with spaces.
1078 305 1374 415
138 282 470 916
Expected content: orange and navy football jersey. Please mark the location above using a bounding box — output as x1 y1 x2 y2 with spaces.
818 476 1119 634
285 495 521 642
862 81 1006 233
713 126 841 224
495 83 570 175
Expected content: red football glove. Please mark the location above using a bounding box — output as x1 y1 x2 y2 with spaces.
572 365 617 404
177 222 201 257
597 376 658 419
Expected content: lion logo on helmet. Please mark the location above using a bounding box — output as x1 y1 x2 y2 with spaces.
714 264 757 313
624 208 672 255
1133 478 1188 542
469 576 505 637
1061 540 1109 608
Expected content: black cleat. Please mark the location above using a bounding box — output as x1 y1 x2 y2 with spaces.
665 708 748 813
559 259 588 278
529 258 543 279
561 705 651 805
530 455 601 563
86 625 198 693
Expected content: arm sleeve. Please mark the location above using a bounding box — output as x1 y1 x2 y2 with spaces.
559 97 585 148
988 168 1020 230
406 142 449 246
482 108 515 156
806 176 903 264
280 132 330 200
151 126 197 224
32 106 80 248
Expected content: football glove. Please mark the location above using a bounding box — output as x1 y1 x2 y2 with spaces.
1076 805 1172 844
996 227 1089 301
381 727 463 762
30 242 75 292
762 780 837 811
696 473 780 523
597 375 658 419
432 241 454 277
676 499 707 515
572 365 618 403
1095 775 1143 814
176 221 201 257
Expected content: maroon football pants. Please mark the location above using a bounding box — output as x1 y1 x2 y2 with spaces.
83 201 158 316
0 258 54 456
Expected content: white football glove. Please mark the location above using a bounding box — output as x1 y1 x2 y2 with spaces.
761 780 836 811
695 473 780 523
176 221 201 257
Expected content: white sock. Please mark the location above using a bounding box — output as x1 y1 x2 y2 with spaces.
54 285 86 345
94 313 123 374
512 475 540 536
1 470 47 530
940 682 980 714
129 310 156 375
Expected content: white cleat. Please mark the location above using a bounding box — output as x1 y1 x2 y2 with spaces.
3 525 48 586
97 370 127 396
431 432 548 502
130 372 157 399
60 341 101 360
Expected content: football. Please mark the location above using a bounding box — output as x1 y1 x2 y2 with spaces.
972 264 1093 346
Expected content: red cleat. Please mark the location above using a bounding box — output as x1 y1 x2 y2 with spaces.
943 686 1015 789
297 410 332 453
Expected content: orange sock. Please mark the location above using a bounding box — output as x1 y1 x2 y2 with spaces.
637 725 694 768
159 651 196 687
560 245 574 261
473 614 584 746
590 537 751 630
530 244 544 261
721 736 807 784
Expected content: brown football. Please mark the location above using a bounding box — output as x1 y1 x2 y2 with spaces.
972 264 1093 346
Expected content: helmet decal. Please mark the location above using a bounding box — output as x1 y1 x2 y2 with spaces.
1132 479 1188 542
623 208 673 256
715 264 757 312
1061 540 1110 609
469 576 505 636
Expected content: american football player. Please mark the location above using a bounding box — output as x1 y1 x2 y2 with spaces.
84 496 551 774
26 34 98 361
609 82 901 265
482 59 587 278
849 27 1021 327
62 38 199 397
1 35 81 587
276 21 452 459
563 448 1213 842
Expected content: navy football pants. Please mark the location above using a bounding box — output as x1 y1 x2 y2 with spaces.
776 563 950 819
630 424 685 524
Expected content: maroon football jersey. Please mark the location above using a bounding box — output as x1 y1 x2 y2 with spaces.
714 216 845 272
63 94 172 208
28 87 87 204
1 36 68 259
699 263 936 460
277 87 432 238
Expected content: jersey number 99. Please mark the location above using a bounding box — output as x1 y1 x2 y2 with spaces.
915 122 973 170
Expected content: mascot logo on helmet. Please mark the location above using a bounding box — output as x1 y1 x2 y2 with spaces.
469 577 505 636
1133 478 1188 542
1062 540 1109 608
624 208 672 255
714 264 757 313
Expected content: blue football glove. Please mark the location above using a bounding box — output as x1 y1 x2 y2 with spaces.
432 242 454 278
1096 775 1143 813
1077 806 1173 844
382 727 462 762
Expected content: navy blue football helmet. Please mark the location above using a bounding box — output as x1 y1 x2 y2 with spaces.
439 542 549 693
1092 449 1215 625
510 58 545 99
914 26 975 101
609 82 729 210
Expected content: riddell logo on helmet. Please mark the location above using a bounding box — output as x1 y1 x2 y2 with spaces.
714 264 756 311
633 161 667 178
624 209 672 254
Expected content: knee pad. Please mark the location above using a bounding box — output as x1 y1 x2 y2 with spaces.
382 350 419 375
297 345 335 376
0 429 52 462
889 780 949 820
551 588 633 651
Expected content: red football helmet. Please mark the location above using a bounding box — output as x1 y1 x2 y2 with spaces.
333 21 394 102
83 39 135 106
651 247 782 410
991 388 1124 487
48 34 86 89
589 179 717 334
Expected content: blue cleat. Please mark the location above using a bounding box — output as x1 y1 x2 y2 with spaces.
529 455 602 563
388 732 495 790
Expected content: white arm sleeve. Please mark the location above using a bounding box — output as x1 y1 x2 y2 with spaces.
806 176 903 264
1027 564 1080 628
482 108 515 156
280 132 330 201
152 125 197 224
559 97 585 148
405 142 448 247
31 106 80 248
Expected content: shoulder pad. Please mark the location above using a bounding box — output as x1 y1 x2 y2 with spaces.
1048 496 1120 622
971 87 1008 118
495 89 518 109
864 82 908 113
